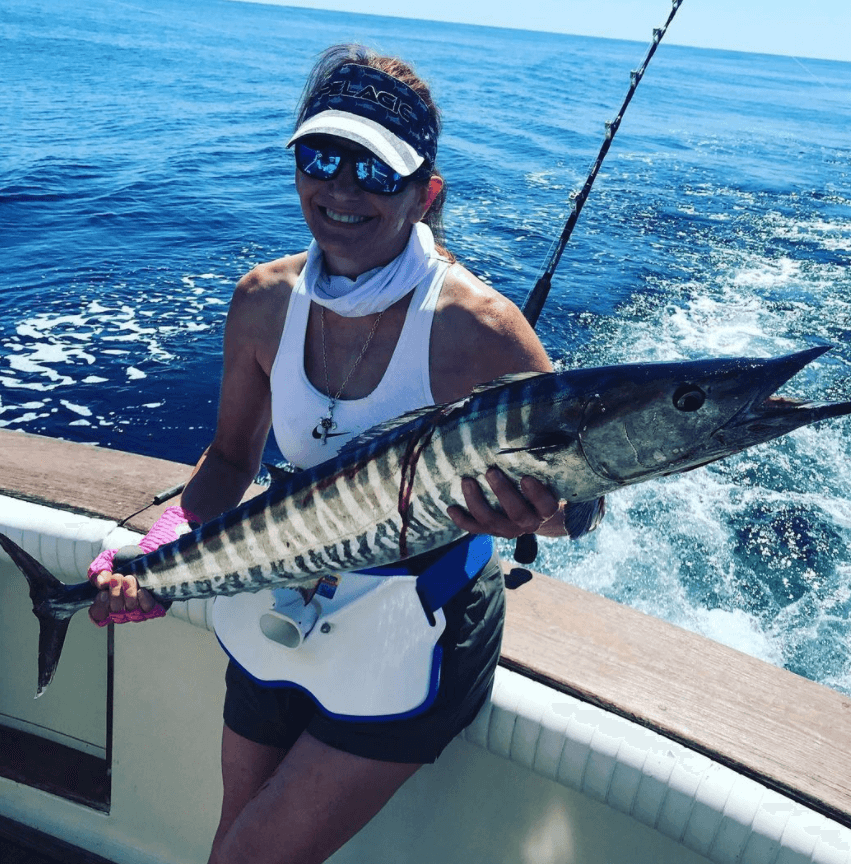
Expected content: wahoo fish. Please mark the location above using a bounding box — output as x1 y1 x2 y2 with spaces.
2 346 850 696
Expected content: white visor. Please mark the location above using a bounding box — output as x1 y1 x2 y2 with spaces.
287 109 425 177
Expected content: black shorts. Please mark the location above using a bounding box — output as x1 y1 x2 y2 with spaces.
222 553 504 764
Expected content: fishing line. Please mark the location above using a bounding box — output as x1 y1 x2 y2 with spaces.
788 54 848 100
514 0 686 566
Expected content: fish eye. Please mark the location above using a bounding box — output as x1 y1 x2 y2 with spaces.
673 384 706 412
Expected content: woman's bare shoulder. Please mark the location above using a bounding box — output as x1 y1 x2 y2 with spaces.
229 252 307 324
234 252 307 302
225 252 308 367
430 263 552 402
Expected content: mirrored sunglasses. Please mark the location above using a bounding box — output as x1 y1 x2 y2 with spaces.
294 140 429 196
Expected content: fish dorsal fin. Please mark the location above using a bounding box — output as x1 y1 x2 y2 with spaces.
263 461 299 485
469 371 544 395
339 371 548 455
339 403 447 454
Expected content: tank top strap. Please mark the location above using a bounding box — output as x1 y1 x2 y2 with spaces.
374 255 451 404
269 267 310 391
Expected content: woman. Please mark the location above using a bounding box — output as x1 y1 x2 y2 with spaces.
89 45 573 864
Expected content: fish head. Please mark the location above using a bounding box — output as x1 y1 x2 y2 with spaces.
573 346 851 492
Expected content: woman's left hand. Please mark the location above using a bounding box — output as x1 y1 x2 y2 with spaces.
446 468 563 539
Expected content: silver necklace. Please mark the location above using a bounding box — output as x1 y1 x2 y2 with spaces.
316 306 384 445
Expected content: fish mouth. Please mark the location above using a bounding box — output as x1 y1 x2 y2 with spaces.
712 346 851 451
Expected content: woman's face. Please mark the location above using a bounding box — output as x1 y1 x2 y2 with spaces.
295 136 437 278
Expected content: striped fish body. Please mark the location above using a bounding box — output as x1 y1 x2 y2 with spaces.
122 347 851 604
125 371 581 603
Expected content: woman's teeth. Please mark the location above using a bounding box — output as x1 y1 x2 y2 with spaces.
325 208 369 224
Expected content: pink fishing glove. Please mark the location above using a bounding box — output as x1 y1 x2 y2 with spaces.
88 506 201 626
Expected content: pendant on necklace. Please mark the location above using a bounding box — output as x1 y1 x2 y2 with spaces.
316 306 384 446
317 403 337 444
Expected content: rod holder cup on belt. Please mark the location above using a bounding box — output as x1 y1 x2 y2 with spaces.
259 591 320 649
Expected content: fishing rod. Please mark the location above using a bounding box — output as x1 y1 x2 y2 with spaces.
514 0 686 566
117 483 186 527
522 0 685 329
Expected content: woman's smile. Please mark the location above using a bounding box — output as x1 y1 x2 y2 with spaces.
320 206 373 226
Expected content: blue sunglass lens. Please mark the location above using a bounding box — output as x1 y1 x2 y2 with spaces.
356 159 406 194
296 142 341 179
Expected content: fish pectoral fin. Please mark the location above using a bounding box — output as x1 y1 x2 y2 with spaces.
563 497 606 539
498 430 576 456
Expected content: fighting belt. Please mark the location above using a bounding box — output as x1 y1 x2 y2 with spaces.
212 534 494 721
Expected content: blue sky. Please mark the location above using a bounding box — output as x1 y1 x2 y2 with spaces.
235 0 851 63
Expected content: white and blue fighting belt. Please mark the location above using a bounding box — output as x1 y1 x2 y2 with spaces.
212 535 494 721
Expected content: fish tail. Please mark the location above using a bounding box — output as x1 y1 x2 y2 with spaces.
0 531 96 698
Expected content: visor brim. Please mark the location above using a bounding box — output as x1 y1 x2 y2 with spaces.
287 110 426 177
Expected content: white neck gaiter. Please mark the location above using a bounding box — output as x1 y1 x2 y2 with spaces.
303 222 439 317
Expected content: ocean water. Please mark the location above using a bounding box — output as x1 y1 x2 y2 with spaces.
2 0 851 692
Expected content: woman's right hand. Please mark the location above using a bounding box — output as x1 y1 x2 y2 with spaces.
87 545 167 626
88 569 162 625
86 506 199 626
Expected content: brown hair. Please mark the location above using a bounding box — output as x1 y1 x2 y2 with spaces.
295 44 453 260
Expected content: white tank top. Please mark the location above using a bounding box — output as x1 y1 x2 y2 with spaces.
269 257 450 470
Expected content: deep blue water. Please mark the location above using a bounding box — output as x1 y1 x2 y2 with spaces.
2 0 851 692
